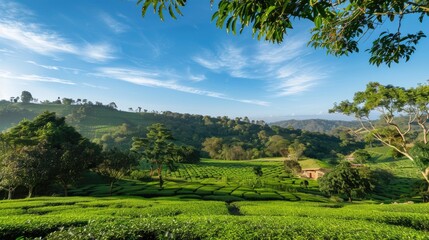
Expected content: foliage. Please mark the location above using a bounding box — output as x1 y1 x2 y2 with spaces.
20 91 33 103
137 0 429 66
330 82 429 189
0 112 103 197
253 166 263 177
96 148 139 195
283 160 302 175
132 123 176 188
288 141 306 161
353 149 371 164
319 162 373 202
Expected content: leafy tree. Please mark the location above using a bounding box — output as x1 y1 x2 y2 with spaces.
137 0 428 66
132 123 175 188
55 139 102 196
265 135 289 157
330 82 429 190
353 149 371 164
96 148 138 195
170 145 200 163
202 137 223 159
288 141 306 161
319 162 373 202
62 98 74 105
16 142 55 198
284 160 302 175
20 91 33 103
0 151 23 199
1 112 103 196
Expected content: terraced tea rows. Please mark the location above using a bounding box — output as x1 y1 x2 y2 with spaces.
1 197 428 239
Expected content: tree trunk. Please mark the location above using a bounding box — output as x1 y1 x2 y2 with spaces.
63 184 68 197
27 186 34 198
157 166 164 189
109 181 115 196
7 189 13 200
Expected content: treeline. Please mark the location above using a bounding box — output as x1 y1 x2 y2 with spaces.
86 109 364 160
0 112 198 199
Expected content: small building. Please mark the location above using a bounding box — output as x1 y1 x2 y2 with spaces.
301 168 329 180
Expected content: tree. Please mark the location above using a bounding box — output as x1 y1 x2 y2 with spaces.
16 142 55 198
284 160 302 175
202 137 223 159
319 162 373 202
96 148 138 195
137 0 428 66
265 135 289 157
0 151 23 199
108 102 118 109
1 112 103 196
330 82 429 190
20 91 33 103
288 141 306 161
131 123 175 188
62 98 74 105
353 149 371 164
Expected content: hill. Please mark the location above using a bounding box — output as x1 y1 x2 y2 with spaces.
270 119 361 134
0 101 362 159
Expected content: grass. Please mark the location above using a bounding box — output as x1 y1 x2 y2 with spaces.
0 196 428 239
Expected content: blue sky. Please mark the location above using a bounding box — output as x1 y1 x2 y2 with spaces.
0 0 428 122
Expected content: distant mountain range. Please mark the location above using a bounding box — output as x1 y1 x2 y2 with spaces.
270 119 361 134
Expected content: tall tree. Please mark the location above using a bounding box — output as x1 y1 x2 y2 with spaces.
2 112 103 196
96 148 138 195
137 0 428 66
20 91 33 103
330 82 429 190
288 141 306 161
131 123 175 188
0 151 23 199
202 137 223 159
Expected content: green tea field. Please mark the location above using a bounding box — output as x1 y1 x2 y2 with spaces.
70 158 326 202
1 197 428 239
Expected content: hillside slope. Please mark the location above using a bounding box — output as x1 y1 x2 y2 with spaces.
270 119 360 134
0 101 362 158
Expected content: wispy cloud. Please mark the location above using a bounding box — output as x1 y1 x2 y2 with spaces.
83 83 109 90
193 38 327 96
26 60 59 70
0 2 115 63
0 70 75 85
82 43 116 62
100 12 129 34
96 67 269 106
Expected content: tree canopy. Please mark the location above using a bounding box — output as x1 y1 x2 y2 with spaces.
137 0 429 66
330 82 429 190
131 123 176 188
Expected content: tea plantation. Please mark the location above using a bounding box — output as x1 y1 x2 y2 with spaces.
1 197 428 239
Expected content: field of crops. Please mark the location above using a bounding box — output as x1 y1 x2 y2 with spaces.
1 196 428 239
70 158 326 202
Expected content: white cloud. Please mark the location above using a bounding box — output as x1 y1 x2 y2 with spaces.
0 70 75 85
0 20 77 55
83 83 109 90
100 12 129 33
193 44 250 78
96 67 269 106
82 43 116 63
0 3 116 63
193 38 327 96
26 60 59 70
